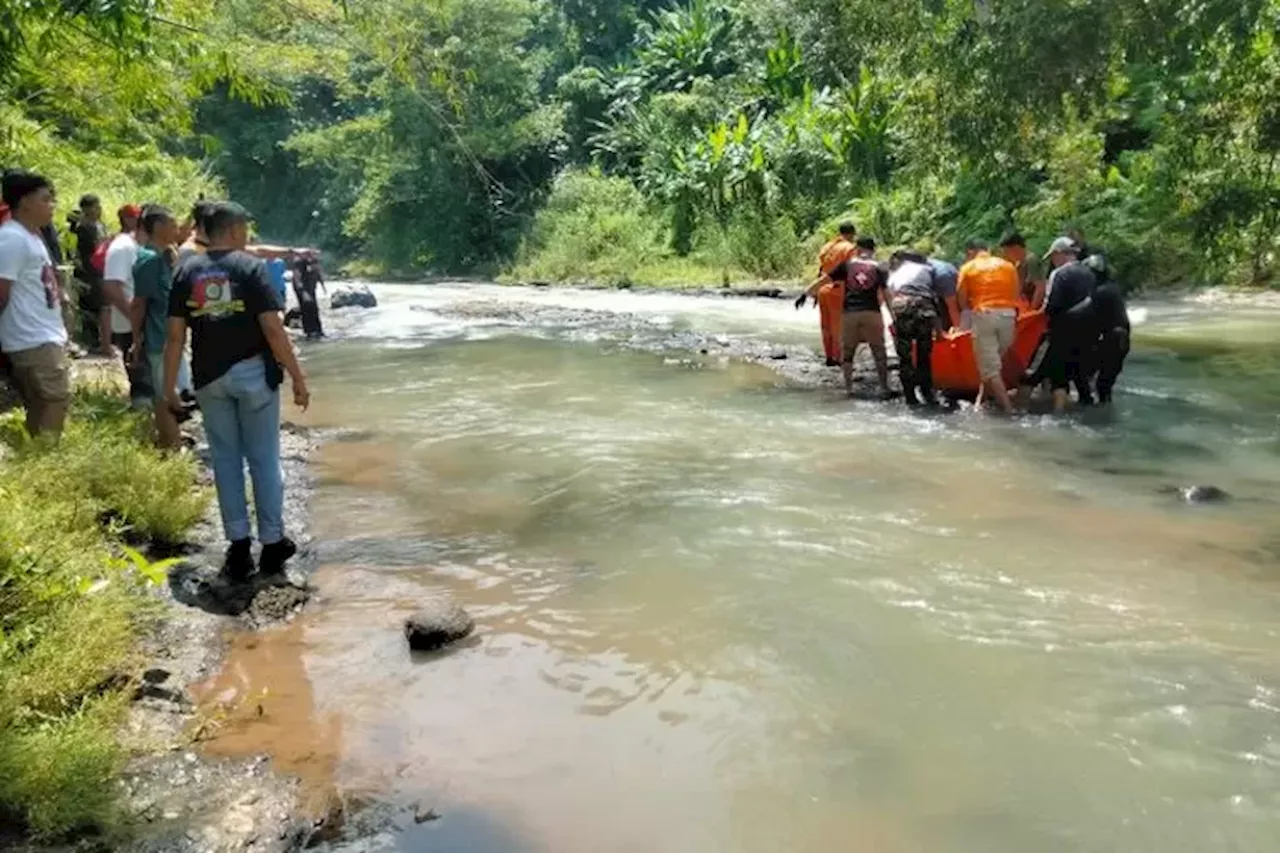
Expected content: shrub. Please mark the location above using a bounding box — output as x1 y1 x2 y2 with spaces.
511 168 669 285
0 386 207 838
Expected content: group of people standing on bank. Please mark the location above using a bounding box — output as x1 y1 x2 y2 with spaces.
798 222 1130 413
0 168 313 581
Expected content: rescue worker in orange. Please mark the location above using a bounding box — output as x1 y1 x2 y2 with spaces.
957 239 1022 414
796 221 857 366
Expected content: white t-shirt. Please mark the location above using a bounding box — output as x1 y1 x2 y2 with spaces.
103 232 139 335
0 219 68 353
887 260 937 301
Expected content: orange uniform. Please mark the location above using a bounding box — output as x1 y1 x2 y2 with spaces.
957 252 1020 313
816 238 856 363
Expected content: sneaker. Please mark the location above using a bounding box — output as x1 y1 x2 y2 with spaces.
221 538 254 582
259 537 298 576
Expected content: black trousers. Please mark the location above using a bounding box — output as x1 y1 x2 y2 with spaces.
1096 327 1130 403
296 288 324 338
111 332 154 402
1040 320 1096 403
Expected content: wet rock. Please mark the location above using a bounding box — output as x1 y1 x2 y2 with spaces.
330 285 379 310
1182 485 1231 504
405 599 475 651
413 804 441 824
768 351 788 360
1160 485 1231 504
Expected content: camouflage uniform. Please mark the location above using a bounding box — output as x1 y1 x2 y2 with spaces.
891 295 939 403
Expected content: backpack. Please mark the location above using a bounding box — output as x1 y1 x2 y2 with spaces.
90 234 114 275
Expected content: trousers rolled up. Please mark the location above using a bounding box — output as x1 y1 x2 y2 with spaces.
194 356 285 544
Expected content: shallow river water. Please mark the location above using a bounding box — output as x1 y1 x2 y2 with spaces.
204 284 1280 853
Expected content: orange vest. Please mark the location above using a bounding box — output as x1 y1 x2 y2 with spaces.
818 238 857 278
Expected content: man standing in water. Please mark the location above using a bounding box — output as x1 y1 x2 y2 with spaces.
293 250 326 339
1039 237 1099 412
798 221 858 366
957 240 1020 413
886 249 941 406
1091 272 1130 404
823 236 891 398
163 202 309 580
999 232 1046 309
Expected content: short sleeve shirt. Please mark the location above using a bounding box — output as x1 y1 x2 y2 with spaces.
169 249 283 390
103 233 140 334
0 219 68 353
133 246 174 356
887 261 937 301
928 259 958 299
829 257 887 313
957 253 1020 312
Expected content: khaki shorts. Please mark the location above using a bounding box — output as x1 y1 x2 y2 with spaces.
8 342 70 435
971 310 1016 380
842 310 885 363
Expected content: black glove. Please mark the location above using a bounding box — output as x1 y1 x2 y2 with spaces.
794 294 807 310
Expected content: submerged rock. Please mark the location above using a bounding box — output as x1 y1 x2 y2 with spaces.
1159 484 1231 504
405 599 475 651
331 286 379 310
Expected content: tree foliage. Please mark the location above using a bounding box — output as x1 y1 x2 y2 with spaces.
3 0 1280 286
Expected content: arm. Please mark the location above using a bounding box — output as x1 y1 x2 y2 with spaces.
258 312 309 410
162 317 187 411
102 280 132 317
945 295 960 328
0 279 12 315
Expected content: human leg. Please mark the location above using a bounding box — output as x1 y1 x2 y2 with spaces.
863 311 890 393
227 358 285 547
9 344 71 438
1096 328 1130 403
818 284 843 365
195 373 251 543
972 312 1014 413
893 318 917 402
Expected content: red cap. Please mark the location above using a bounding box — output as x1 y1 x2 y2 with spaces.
119 204 143 220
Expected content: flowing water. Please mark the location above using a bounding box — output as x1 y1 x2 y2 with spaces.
202 285 1280 852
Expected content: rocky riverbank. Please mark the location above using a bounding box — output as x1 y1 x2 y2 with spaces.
9 418 323 853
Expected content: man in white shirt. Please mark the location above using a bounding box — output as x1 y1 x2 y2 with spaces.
103 203 151 404
0 170 70 437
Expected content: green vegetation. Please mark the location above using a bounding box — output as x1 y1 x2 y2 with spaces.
0 389 209 838
5 0 1280 289
4 0 1279 288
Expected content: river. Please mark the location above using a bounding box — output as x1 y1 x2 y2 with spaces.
201 284 1280 852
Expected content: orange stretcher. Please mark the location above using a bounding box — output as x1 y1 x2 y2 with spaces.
930 309 1047 395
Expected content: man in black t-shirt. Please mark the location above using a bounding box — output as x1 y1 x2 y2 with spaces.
1039 237 1099 412
73 194 109 349
163 202 310 581
1092 281 1130 404
826 236 891 398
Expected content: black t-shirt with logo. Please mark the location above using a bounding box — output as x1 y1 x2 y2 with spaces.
169 249 283 390
829 256 888 313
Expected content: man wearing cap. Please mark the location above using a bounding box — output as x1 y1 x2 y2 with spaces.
103 203 152 404
0 170 71 437
164 201 310 581
956 239 1020 413
1037 236 1099 412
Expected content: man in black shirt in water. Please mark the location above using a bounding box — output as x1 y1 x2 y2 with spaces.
1092 279 1130 404
1039 237 1099 412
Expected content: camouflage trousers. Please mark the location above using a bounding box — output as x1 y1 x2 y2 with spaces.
891 296 939 398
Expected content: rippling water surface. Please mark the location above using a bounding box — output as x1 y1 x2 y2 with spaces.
204 284 1280 852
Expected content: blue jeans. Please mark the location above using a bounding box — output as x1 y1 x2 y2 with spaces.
195 357 285 544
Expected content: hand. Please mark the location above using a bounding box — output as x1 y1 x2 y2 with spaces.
794 294 807 310
292 378 310 411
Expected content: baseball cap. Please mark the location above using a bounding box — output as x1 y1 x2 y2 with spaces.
1042 236 1079 260
119 203 143 220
